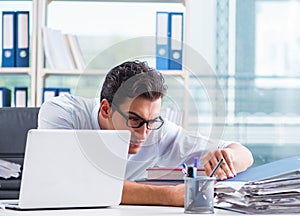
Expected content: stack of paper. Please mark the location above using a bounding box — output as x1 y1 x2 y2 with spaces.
0 159 21 179
215 156 300 214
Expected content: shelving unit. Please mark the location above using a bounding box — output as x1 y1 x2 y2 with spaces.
1 0 191 127
0 0 38 106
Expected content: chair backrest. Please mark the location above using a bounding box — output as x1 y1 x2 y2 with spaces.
0 107 39 199
0 107 40 164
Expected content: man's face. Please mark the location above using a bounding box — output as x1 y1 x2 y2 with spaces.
111 97 162 154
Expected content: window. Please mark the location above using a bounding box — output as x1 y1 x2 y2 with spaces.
232 0 300 165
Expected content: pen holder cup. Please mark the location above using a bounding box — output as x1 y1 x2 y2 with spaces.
184 176 216 214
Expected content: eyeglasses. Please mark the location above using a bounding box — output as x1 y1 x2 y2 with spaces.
114 107 164 130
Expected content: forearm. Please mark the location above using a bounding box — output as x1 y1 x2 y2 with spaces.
227 143 253 172
121 180 184 206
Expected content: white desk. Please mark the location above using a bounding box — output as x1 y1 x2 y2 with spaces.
0 205 228 216
0 205 294 216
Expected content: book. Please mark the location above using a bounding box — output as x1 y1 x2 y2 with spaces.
65 34 86 70
42 27 75 69
135 178 183 186
146 167 205 180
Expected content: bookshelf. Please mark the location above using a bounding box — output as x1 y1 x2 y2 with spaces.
1 0 191 127
0 0 38 106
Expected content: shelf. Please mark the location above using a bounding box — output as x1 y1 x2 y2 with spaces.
47 0 185 4
0 67 32 76
40 69 186 78
40 69 107 77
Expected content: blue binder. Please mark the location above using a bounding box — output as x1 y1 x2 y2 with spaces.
57 88 71 96
156 12 170 70
0 87 11 107
223 156 300 182
14 87 28 107
1 11 16 67
15 11 29 67
168 12 183 70
42 88 58 103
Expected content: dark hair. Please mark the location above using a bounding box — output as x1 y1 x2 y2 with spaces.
100 60 167 107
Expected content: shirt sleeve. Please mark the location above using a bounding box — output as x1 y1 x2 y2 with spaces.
155 120 237 167
38 96 75 129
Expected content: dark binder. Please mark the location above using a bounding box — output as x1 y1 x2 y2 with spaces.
0 87 11 107
15 11 30 67
14 87 28 107
1 11 16 67
168 12 183 70
42 87 58 103
156 12 170 70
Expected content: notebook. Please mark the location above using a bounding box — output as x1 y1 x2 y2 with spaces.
1 129 130 210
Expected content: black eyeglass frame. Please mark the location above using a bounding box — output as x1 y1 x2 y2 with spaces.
113 105 164 130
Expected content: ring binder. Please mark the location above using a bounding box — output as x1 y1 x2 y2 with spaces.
169 12 183 70
1 11 16 67
15 11 30 67
155 12 183 70
0 87 11 107
14 87 28 107
156 12 170 70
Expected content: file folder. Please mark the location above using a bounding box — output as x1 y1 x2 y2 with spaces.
14 87 28 107
42 88 58 103
15 11 30 67
0 87 11 107
57 88 71 96
223 156 300 182
156 12 170 70
1 11 16 67
168 12 183 70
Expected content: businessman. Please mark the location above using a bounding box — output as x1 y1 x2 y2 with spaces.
38 60 253 206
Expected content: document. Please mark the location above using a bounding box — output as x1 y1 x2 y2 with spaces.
0 159 21 179
215 156 300 214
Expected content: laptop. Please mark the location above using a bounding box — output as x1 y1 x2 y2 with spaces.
2 129 130 210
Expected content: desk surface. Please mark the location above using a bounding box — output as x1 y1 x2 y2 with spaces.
0 205 295 216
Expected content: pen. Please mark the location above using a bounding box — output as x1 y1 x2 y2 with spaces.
193 157 198 169
182 163 187 175
198 158 224 194
209 158 224 177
